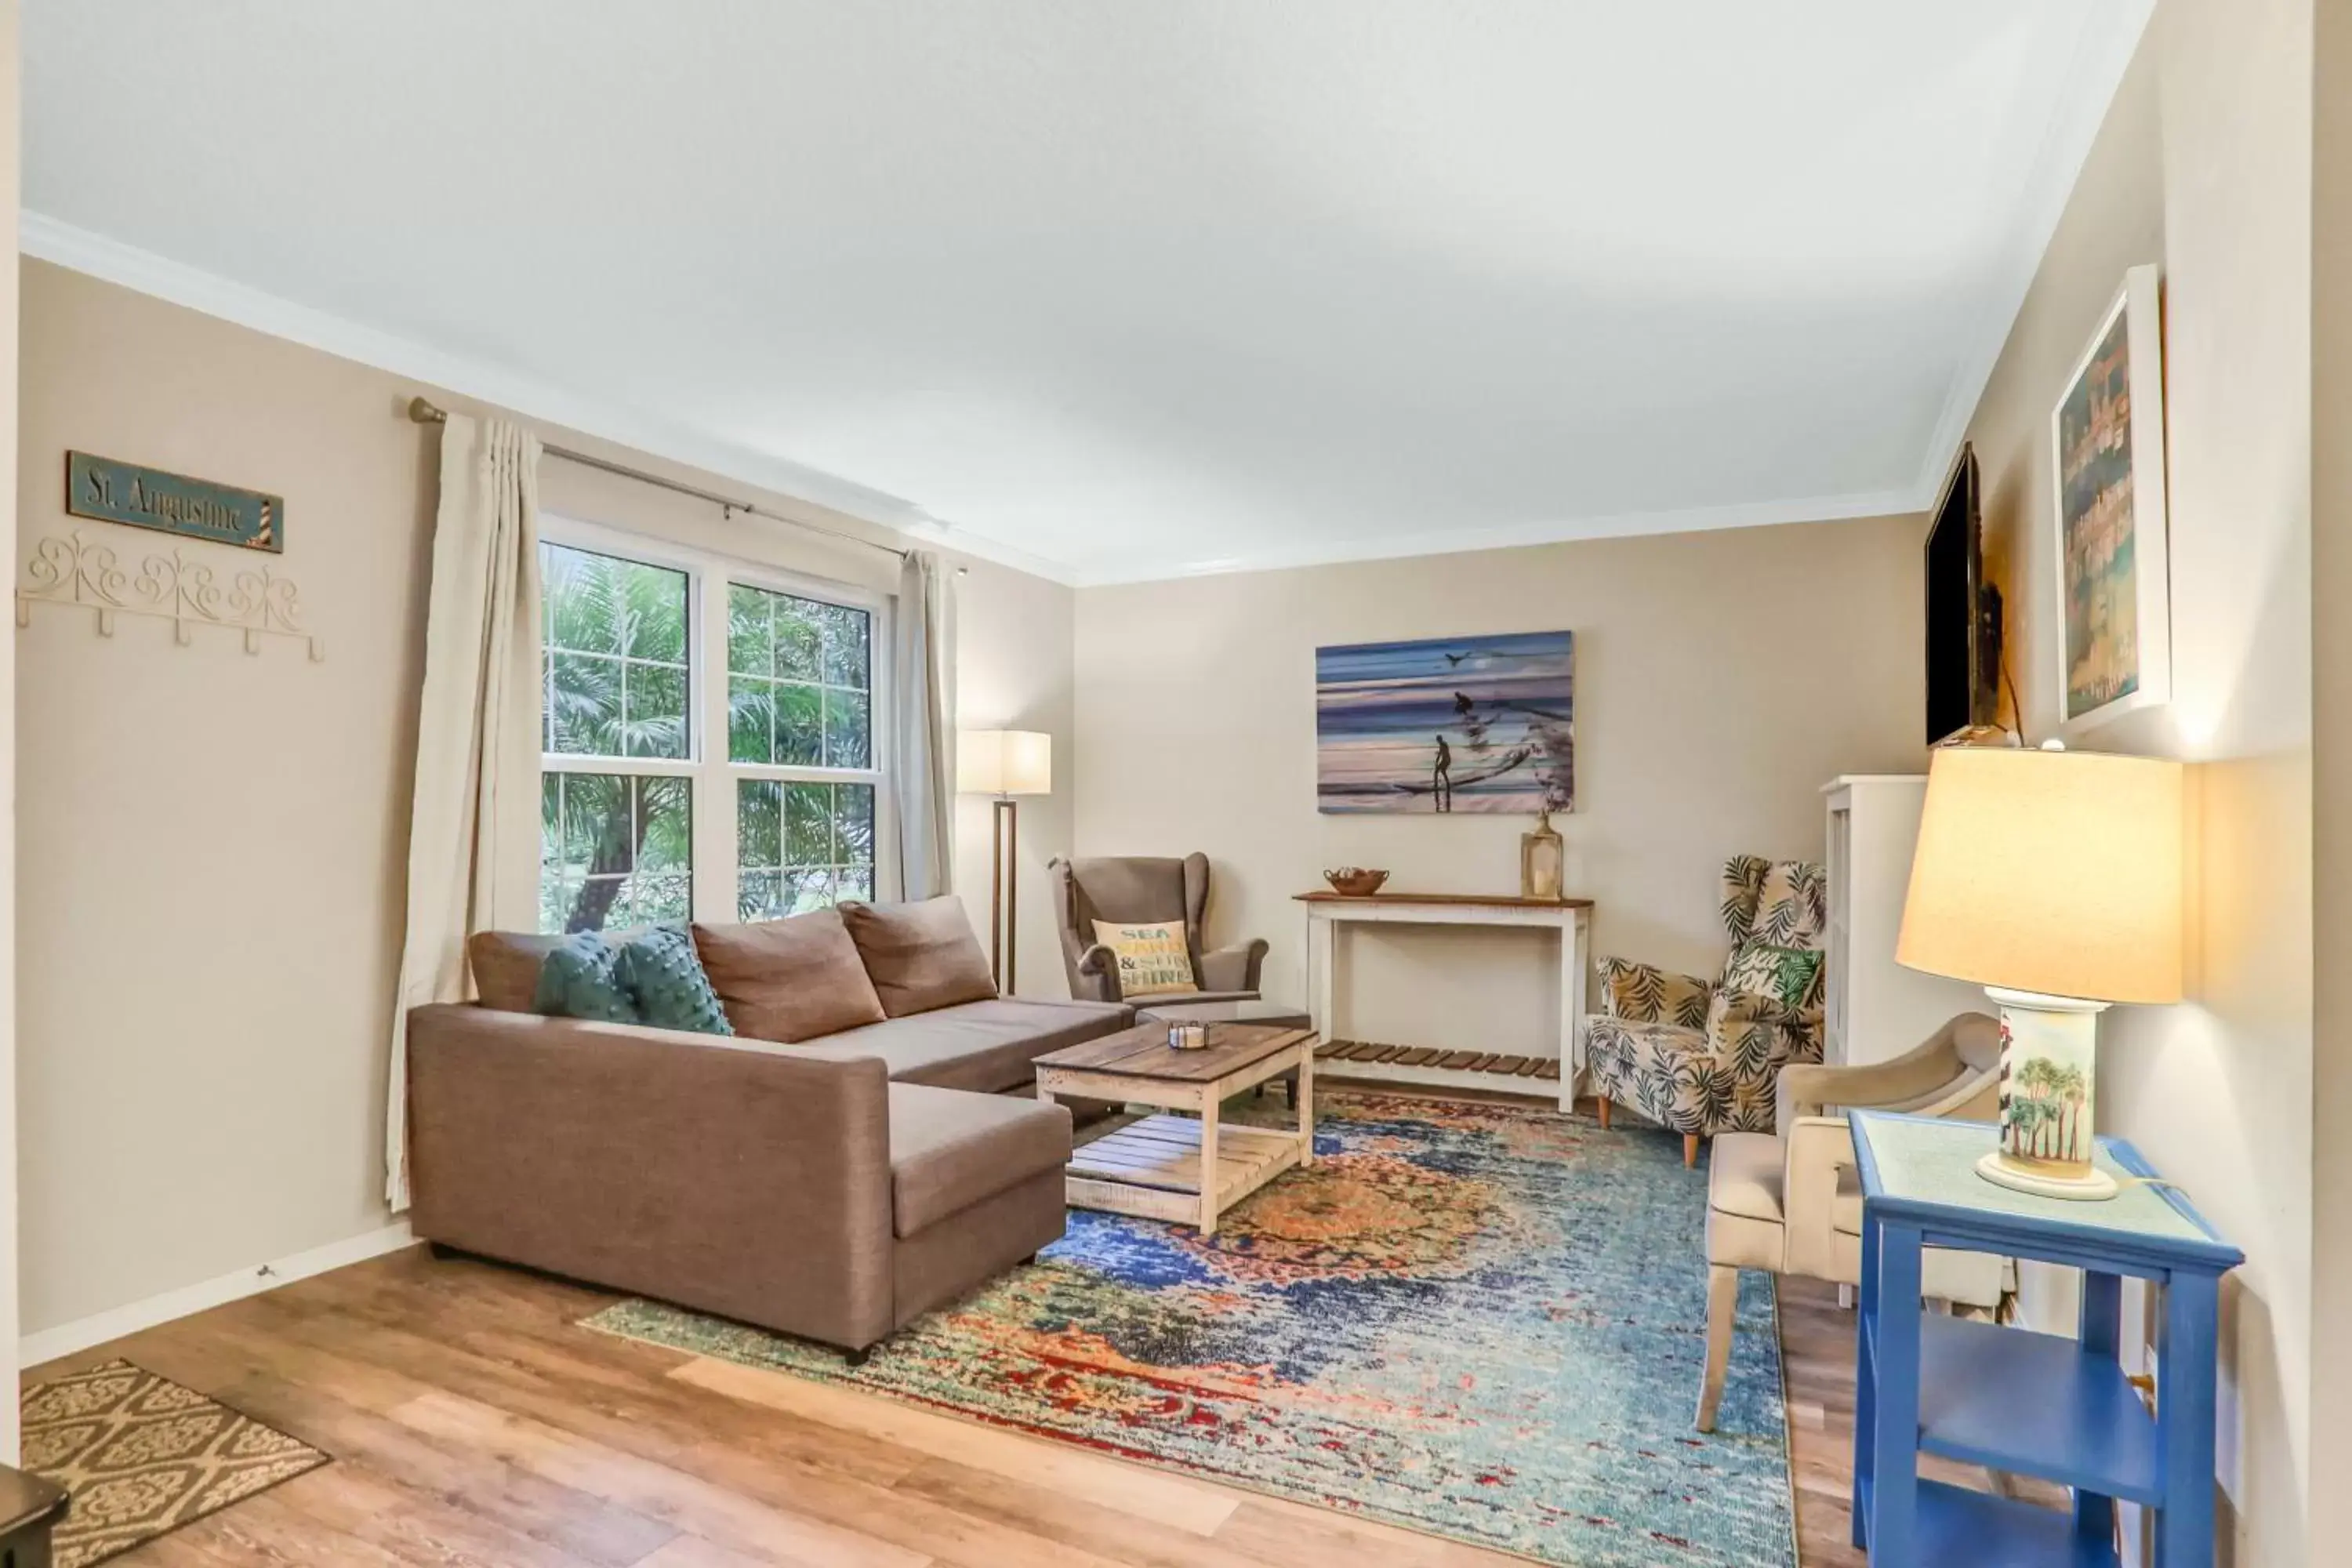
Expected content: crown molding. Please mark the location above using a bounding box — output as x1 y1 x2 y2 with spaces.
1907 0 2158 500
27 0 2150 616
1066 485 1928 586
16 212 1078 586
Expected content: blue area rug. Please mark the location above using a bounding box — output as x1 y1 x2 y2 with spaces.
586 1091 1796 1566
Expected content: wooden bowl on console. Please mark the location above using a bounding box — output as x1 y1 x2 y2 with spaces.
1323 867 1390 897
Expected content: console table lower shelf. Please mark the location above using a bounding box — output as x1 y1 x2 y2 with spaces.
1316 1039 1563 1089
1294 890 1592 1110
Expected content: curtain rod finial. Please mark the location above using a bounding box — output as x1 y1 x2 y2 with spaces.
408 396 448 425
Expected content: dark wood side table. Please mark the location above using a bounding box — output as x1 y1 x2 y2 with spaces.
0 1462 70 1568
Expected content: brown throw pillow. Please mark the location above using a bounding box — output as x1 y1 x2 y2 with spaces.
467 931 566 1013
691 910 888 1043
837 896 999 1017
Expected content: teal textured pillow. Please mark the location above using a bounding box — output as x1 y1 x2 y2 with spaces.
615 924 735 1036
532 931 639 1023
1723 942 1823 1007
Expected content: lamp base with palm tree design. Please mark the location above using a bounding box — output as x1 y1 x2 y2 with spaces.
1975 987 2118 1201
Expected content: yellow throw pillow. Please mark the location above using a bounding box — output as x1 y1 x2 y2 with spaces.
1091 919 1198 999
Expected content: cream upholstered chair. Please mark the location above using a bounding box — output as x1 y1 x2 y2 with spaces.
1694 1011 2008 1432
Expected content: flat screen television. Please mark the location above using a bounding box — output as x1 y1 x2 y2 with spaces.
1924 443 2001 743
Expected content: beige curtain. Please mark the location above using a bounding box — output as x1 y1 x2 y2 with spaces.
384 414 543 1210
890 549 954 899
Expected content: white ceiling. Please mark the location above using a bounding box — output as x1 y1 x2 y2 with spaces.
22 2 2150 585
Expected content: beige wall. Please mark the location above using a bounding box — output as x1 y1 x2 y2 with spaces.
0 0 21 1464
949 562 1077 999
1964 5 2312 1561
14 260 1074 1341
1072 517 1926 1054
2307 0 2352 1548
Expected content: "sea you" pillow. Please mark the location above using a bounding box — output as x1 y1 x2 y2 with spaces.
1091 919 1198 999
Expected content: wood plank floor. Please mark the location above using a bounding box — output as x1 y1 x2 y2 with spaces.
26 1152 2032 1566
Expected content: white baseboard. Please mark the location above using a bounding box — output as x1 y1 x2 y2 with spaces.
20 1221 416 1369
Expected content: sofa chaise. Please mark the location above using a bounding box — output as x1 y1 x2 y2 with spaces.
405 895 1134 1358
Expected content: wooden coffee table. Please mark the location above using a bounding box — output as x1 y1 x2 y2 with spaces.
1034 1023 1316 1235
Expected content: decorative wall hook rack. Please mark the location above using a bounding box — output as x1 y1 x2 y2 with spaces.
15 531 324 660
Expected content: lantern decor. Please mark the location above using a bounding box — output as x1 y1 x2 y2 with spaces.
1521 808 1565 901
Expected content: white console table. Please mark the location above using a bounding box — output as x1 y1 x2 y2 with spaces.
1295 891 1594 1110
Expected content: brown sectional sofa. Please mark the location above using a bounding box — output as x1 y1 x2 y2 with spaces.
789 998 1138 1091
405 898 1134 1357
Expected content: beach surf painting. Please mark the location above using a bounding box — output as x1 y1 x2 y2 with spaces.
1316 631 1574 815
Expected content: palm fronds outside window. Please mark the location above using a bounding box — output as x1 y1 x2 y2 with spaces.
535 538 885 935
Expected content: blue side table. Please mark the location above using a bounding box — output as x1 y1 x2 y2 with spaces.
1849 1110 2241 1567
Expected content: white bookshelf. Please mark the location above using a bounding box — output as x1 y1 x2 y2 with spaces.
1820 775 1987 1066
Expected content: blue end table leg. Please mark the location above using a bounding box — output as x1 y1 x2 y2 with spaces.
1867 1222 1922 1563
2158 1272 2220 1568
2075 1271 2123 1555
1852 1209 1880 1549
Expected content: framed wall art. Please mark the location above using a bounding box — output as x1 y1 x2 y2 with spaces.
1315 630 1573 814
2049 263 2169 735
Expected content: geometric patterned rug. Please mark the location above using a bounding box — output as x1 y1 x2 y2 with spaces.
585 1091 1796 1566
21 1359 328 1568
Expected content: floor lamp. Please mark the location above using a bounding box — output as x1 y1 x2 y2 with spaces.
957 730 1052 994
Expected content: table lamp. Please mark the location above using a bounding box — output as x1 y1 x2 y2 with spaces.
1896 742 2183 1200
957 729 1052 993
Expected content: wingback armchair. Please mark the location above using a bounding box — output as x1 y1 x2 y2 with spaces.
1584 855 1828 1163
1047 854 1269 1005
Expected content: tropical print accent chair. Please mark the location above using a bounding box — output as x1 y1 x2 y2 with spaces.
1584 855 1830 1165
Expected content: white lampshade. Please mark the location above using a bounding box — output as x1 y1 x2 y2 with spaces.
1897 746 2183 1005
957 729 1052 796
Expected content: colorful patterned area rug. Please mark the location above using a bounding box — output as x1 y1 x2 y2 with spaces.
22 1358 328 1568
585 1091 1795 1566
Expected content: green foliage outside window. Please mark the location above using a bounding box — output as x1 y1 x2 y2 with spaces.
728 584 871 769
543 545 691 759
537 541 880 935
539 543 695 934
727 583 879 917
540 772 691 933
736 780 876 919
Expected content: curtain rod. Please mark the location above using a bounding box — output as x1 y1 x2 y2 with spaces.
406 396 910 562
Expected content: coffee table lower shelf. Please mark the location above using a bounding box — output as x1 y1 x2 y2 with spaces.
1067 1116 1301 1228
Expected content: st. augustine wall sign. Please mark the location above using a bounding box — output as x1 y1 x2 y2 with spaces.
65 451 282 553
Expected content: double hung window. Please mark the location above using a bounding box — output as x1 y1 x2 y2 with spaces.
536 522 888 934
